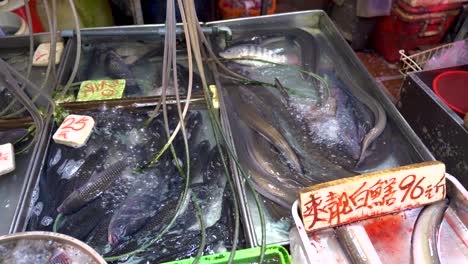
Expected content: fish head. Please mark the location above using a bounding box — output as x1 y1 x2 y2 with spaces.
108 222 127 246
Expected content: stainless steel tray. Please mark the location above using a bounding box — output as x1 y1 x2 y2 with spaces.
398 65 468 186
209 10 436 247
0 33 63 234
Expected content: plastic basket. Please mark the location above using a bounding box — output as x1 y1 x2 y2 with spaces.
399 42 454 75
218 0 276 19
162 245 291 264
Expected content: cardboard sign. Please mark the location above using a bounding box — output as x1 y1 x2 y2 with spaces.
53 115 95 148
77 80 126 102
33 42 64 66
0 143 15 176
299 161 446 232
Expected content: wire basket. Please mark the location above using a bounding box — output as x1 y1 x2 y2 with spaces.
399 42 455 75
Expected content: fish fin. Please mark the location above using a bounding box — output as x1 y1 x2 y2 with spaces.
274 78 290 106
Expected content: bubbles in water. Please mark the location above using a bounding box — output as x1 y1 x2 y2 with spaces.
50 148 62 166
32 202 43 216
40 216 53 226
31 185 39 205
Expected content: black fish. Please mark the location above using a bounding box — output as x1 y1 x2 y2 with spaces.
189 140 211 184
85 213 113 254
56 147 108 206
57 160 130 215
106 192 183 256
104 50 141 96
57 197 106 240
108 186 162 246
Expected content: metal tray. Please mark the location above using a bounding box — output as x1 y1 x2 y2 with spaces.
209 10 436 247
291 174 468 264
0 33 63 234
0 33 64 122
58 26 208 102
398 65 468 187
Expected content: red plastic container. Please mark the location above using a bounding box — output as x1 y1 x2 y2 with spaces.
218 0 276 19
372 0 461 62
433 70 468 115
11 0 45 33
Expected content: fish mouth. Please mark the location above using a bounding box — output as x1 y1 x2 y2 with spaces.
108 233 120 246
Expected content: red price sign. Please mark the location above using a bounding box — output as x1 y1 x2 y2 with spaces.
0 143 15 176
300 161 446 232
53 115 95 148
77 80 126 102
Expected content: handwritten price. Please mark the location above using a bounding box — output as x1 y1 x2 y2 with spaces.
300 162 446 232
56 116 90 139
77 80 126 102
0 152 8 161
0 143 15 176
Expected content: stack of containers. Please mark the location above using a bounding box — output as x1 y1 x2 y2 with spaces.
372 0 464 62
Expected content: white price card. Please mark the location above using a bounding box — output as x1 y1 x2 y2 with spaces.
0 143 15 177
53 115 95 148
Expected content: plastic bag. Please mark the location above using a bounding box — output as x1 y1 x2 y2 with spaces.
424 40 468 71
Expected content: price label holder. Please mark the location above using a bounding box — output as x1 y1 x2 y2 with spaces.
77 80 126 102
53 115 95 148
32 42 64 66
209 84 219 109
299 161 446 232
0 143 15 177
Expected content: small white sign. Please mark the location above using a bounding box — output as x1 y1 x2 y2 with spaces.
0 143 15 177
53 115 95 148
33 42 64 66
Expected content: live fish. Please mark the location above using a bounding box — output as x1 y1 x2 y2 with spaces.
57 197 106 240
106 192 188 256
335 68 387 167
219 44 288 67
57 147 108 205
226 85 302 173
48 248 71 264
190 140 211 184
104 50 141 96
108 187 162 246
228 110 312 208
239 84 354 182
412 200 449 264
57 160 130 215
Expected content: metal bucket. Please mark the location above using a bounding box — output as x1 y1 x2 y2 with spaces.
0 231 106 263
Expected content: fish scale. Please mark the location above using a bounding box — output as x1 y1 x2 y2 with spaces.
57 160 130 215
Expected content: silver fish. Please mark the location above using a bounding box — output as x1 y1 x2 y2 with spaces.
412 200 449 264
219 44 288 67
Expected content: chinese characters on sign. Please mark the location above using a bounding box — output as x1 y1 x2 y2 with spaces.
299 161 446 232
0 143 15 177
52 115 95 148
77 80 126 102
